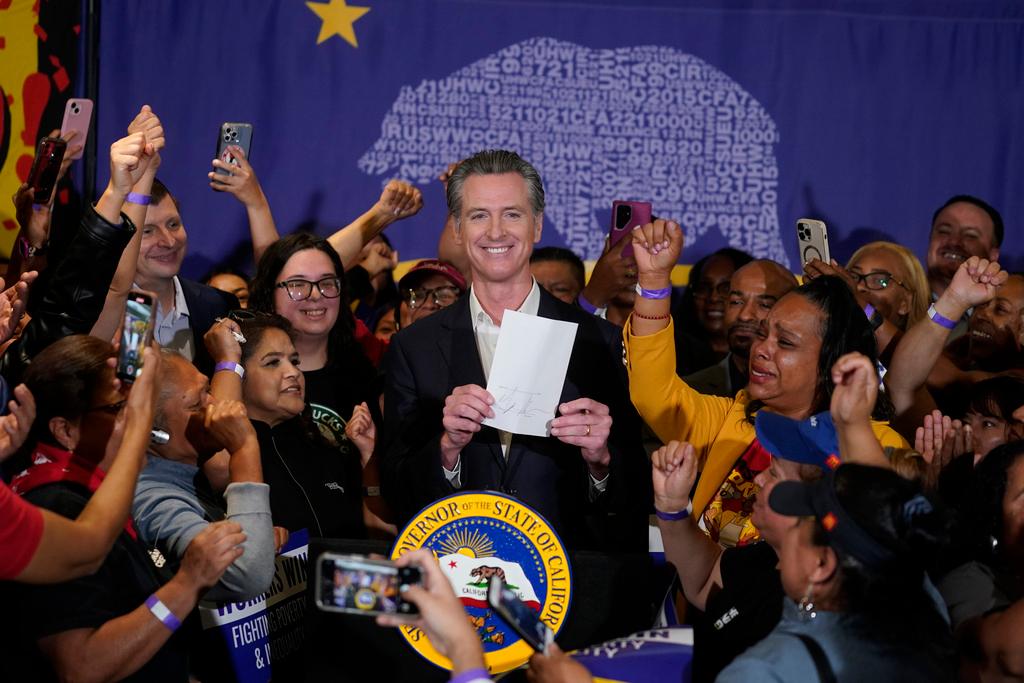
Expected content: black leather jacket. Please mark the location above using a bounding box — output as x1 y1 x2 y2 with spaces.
0 204 135 385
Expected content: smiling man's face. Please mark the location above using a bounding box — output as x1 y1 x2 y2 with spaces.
927 201 999 297
454 173 542 286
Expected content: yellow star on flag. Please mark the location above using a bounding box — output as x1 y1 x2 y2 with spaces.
306 0 371 47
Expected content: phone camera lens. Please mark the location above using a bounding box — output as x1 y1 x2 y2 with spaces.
71 104 79 114
230 131 238 139
223 134 231 141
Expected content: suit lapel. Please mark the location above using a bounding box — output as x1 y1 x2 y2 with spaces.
440 297 506 473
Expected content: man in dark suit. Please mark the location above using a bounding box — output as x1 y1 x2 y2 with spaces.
382 150 649 551
134 180 237 375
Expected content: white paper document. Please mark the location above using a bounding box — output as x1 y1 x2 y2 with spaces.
482 310 578 437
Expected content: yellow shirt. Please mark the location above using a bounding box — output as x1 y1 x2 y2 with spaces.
623 318 909 518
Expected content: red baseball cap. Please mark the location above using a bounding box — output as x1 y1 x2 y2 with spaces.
398 259 467 293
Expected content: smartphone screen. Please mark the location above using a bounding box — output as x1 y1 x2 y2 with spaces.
487 576 553 653
116 292 155 383
27 137 68 203
315 554 421 616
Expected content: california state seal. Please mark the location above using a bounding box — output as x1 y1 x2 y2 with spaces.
391 492 572 673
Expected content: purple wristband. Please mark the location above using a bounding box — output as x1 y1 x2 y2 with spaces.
449 667 491 683
215 361 245 378
577 292 600 315
126 192 152 205
145 594 182 632
636 283 672 300
927 304 957 330
655 502 692 521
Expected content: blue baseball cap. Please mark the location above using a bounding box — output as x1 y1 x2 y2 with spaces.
755 410 842 472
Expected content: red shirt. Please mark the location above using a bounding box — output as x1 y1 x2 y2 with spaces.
0 479 44 580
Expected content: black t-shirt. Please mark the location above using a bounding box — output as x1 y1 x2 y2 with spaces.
303 360 381 457
255 417 367 540
0 482 189 683
691 541 783 683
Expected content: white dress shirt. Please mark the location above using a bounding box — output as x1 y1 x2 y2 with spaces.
443 280 608 494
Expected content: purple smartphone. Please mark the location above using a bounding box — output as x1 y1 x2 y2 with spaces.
609 200 652 258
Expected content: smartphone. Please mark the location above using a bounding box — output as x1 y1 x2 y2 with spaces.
315 553 421 617
26 137 68 204
609 200 652 258
487 575 554 653
797 218 830 265
116 290 155 383
215 122 253 176
60 98 93 160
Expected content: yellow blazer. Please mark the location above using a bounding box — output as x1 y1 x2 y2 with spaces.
623 319 909 517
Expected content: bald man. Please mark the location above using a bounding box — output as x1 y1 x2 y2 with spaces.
685 260 798 397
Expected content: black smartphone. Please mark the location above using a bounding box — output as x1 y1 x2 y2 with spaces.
315 554 422 617
116 291 155 383
487 575 553 653
609 200 652 259
27 137 68 203
215 122 253 176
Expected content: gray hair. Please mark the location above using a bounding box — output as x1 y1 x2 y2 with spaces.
152 348 188 432
445 149 545 220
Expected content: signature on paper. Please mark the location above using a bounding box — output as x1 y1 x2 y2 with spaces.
494 385 548 418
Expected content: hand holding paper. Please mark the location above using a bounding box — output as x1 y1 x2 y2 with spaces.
550 398 613 478
441 384 494 468
482 310 578 438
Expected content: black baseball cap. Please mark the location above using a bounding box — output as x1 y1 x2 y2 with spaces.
768 466 898 569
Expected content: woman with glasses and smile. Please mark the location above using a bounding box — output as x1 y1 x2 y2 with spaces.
247 233 382 463
805 241 930 364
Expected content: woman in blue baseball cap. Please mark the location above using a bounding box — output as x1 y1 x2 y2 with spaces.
717 464 955 682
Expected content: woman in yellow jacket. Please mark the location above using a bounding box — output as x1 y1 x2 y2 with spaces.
625 220 907 547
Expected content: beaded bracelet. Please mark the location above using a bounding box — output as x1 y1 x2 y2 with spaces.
632 310 671 321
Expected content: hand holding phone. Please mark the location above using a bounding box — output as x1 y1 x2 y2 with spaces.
27 137 68 205
60 98 93 160
609 200 652 259
797 219 830 265
315 554 421 617
375 549 488 672
116 291 155 383
215 122 253 176
488 575 554 653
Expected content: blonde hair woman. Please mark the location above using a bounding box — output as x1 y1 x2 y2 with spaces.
847 241 930 330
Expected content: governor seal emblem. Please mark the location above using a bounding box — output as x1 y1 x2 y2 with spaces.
391 492 572 673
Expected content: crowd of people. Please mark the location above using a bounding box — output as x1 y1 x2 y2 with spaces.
0 103 1020 683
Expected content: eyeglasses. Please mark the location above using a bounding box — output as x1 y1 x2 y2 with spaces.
276 277 342 301
87 398 127 415
403 285 461 309
849 270 909 292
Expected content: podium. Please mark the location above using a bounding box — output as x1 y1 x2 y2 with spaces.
302 537 669 682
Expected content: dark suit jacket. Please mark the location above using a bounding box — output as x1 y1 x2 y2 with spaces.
179 278 238 377
382 287 650 551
